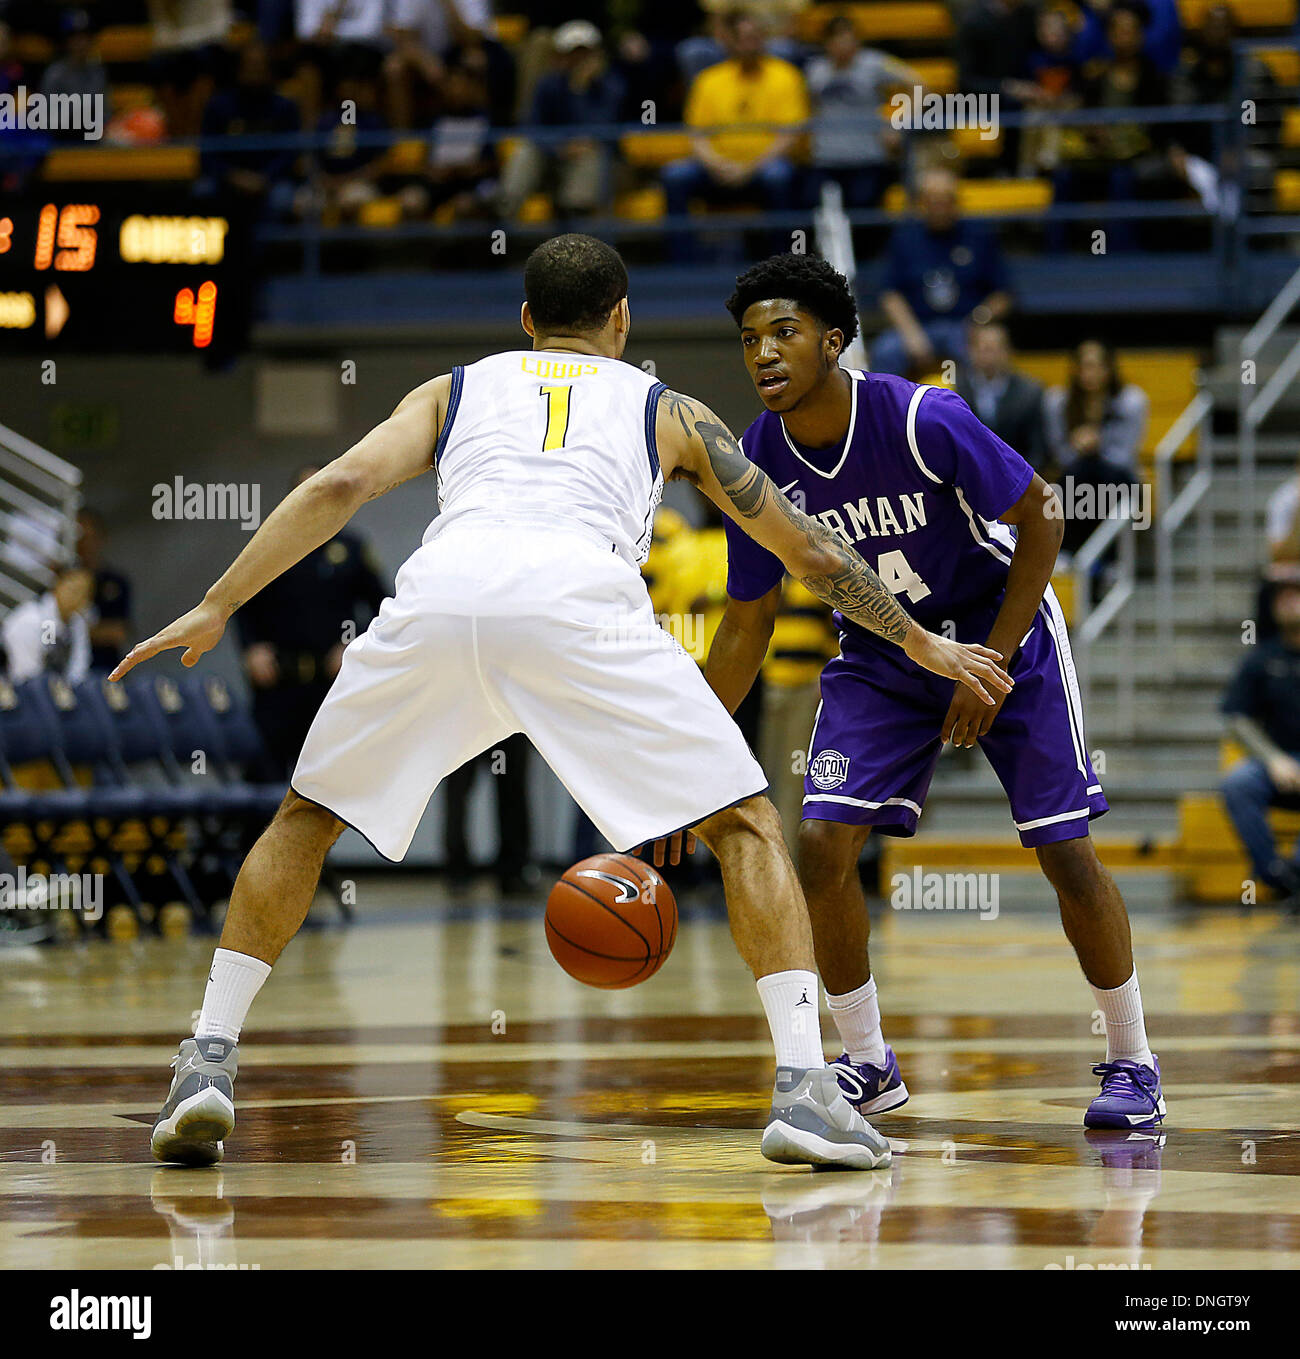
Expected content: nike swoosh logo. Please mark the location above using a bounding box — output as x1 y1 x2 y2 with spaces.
575 869 639 904
778 479 799 496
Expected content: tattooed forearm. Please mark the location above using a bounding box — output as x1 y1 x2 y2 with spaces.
800 528 913 645
660 389 770 517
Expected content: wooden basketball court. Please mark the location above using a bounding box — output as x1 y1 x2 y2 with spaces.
2 891 1297 1271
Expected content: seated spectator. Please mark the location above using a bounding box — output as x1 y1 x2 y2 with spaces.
495 20 622 223
1 566 93 685
608 0 704 125
1044 339 1147 560
147 0 234 138
872 166 1011 377
417 43 498 221
956 322 1049 473
294 0 390 128
295 65 391 223
1221 570 1300 909
1004 5 1083 176
663 12 808 262
40 8 110 141
198 37 301 219
1044 339 1148 474
1049 1 1170 252
75 508 131 673
956 0 1039 164
386 0 513 128
1072 0 1182 76
803 15 917 210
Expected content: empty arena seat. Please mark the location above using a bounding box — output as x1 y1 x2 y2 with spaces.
796 3 953 43
908 58 957 93
614 185 668 220
1283 108 1300 147
95 25 155 63
1276 170 1300 211
1178 0 1296 27
42 146 199 182
495 13 530 45
1256 46 1300 85
620 132 695 168
1177 792 1300 901
882 178 1051 216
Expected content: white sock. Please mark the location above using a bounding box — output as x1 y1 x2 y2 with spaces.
1090 970 1154 1069
826 976 888 1066
756 969 825 1069
196 948 272 1044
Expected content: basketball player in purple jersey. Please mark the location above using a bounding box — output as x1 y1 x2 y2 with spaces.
706 255 1164 1129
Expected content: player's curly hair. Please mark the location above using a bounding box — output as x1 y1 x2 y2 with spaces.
524 233 628 336
725 254 860 345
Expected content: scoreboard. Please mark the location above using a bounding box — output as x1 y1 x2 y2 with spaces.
0 194 239 353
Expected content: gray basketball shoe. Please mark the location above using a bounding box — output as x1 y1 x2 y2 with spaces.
151 1036 238 1167
761 1066 893 1170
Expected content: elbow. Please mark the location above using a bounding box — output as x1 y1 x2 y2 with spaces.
305 464 366 511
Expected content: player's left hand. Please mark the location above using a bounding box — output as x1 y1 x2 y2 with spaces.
942 682 1008 748
108 600 228 681
631 830 697 868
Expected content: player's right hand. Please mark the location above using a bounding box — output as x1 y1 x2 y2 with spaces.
108 599 228 682
902 629 1013 706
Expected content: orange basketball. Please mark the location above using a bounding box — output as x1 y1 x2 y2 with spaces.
545 853 677 989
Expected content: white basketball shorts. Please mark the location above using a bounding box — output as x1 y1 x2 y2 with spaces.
291 512 769 860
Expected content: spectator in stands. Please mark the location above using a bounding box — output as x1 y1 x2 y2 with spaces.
1044 339 1148 473
417 43 498 220
608 0 704 125
802 15 918 210
442 735 536 894
197 36 301 218
1004 5 1083 176
1221 570 1300 910
294 65 392 224
956 0 1039 163
677 0 804 84
1044 339 1147 559
957 321 1050 473
0 20 48 191
1049 0 1170 252
496 19 621 223
663 11 808 262
40 8 110 140
236 464 388 778
75 508 131 673
760 578 837 854
294 0 389 128
872 166 1011 377
1072 0 1182 76
1 565 92 685
147 0 234 138
386 0 514 129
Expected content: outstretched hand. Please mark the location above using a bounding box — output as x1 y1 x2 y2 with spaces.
108 600 228 682
630 829 697 868
902 629 1013 707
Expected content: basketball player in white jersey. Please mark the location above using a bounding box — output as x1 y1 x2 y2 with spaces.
113 235 1011 1172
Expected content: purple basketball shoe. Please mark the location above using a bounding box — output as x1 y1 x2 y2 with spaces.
826 1047 910 1115
1085 1056 1165 1129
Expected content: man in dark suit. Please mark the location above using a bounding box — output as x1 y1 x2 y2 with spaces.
956 321 1050 474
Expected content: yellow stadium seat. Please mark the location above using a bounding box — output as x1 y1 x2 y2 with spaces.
1177 792 1300 901
1277 171 1300 211
1255 46 1300 84
620 131 695 168
109 84 157 114
357 196 403 228
614 185 667 220
953 125 1004 158
379 138 427 173
519 193 553 223
1179 0 1296 27
95 26 154 63
495 14 530 45
882 178 1051 216
42 145 198 181
881 835 1177 877
796 3 953 43
909 58 957 93
1050 569 1074 626
1285 108 1300 147
1221 738 1246 769
12 34 54 64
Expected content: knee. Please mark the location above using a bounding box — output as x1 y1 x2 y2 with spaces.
797 819 862 895
275 789 346 845
695 794 782 851
1220 760 1263 802
1036 836 1102 898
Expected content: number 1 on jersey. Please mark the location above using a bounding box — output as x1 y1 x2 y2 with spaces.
540 384 572 451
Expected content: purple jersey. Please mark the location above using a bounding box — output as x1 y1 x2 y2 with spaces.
724 371 1035 644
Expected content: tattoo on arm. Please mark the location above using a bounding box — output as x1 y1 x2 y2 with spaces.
660 388 914 646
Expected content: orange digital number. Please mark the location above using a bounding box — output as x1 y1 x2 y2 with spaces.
174 280 218 349
33 204 100 272
0 218 13 256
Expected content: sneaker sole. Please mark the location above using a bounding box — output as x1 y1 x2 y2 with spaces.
761 1119 892 1171
1083 1095 1166 1131
151 1088 234 1167
858 1081 910 1116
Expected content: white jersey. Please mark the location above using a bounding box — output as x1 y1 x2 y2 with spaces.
428 349 666 565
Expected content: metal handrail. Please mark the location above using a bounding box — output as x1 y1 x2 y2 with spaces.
0 420 81 610
813 180 869 370
1155 388 1214 654
1071 501 1139 738
1239 259 1300 539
